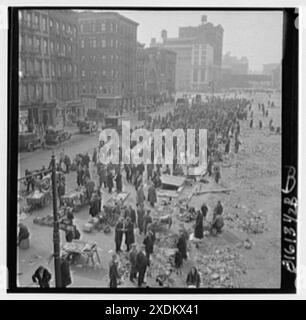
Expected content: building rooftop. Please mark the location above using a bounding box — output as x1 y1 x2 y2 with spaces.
76 10 139 26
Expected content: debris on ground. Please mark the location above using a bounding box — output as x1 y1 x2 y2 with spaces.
194 246 246 288
224 209 267 234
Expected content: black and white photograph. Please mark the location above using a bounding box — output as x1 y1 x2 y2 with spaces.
5 6 298 293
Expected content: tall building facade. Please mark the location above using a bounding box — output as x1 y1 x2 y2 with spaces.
19 10 83 132
151 15 223 92
77 11 138 113
136 45 176 104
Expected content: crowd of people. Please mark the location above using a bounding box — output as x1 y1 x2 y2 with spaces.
19 92 278 288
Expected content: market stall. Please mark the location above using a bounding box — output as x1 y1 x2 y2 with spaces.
62 240 101 267
61 187 87 212
26 190 51 211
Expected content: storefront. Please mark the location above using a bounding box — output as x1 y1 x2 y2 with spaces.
64 100 85 126
19 103 56 133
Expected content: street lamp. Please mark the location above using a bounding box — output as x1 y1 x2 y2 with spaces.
51 154 61 287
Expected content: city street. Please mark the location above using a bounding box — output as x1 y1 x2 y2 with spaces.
17 93 282 288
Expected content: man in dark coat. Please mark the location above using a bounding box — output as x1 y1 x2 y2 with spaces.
92 148 97 166
125 204 136 225
143 230 154 266
107 170 114 193
213 201 223 219
194 210 204 239
85 177 95 202
136 245 148 287
115 171 123 193
18 223 30 246
129 244 138 282
125 217 135 252
147 184 157 207
32 266 51 288
177 230 187 260
137 203 145 235
143 210 153 235
99 164 107 188
109 254 120 288
201 203 208 218
60 255 72 288
77 164 84 187
89 193 100 217
84 153 90 168
115 218 124 253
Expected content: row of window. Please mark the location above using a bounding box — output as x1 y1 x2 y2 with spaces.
80 37 134 50
19 10 77 38
19 58 78 79
80 20 135 38
19 82 79 102
81 54 120 64
81 69 118 78
20 34 77 58
81 83 118 95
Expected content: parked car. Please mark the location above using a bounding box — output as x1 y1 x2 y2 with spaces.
19 132 45 152
77 120 98 133
45 128 71 145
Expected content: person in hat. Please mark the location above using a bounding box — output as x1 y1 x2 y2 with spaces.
213 201 223 219
114 217 124 253
129 244 138 283
109 253 120 288
17 223 30 248
143 210 153 236
137 203 145 235
125 217 135 252
177 229 187 260
147 183 157 207
136 184 145 206
32 265 52 288
136 245 148 288
115 169 123 193
143 230 154 266
194 210 204 239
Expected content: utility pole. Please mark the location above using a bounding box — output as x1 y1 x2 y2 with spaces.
51 154 61 287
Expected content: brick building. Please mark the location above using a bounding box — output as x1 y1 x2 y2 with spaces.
19 9 83 132
222 52 249 75
151 15 223 92
77 11 138 114
136 44 176 105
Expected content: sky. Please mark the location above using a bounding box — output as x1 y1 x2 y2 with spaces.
117 10 283 72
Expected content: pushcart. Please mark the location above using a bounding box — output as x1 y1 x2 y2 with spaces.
62 240 101 267
26 190 51 211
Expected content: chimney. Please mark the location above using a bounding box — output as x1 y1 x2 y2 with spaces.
161 29 167 42
201 15 207 24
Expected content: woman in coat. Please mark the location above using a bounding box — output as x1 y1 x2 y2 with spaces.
177 230 187 260
194 210 204 239
147 184 157 207
32 266 51 288
186 266 201 288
